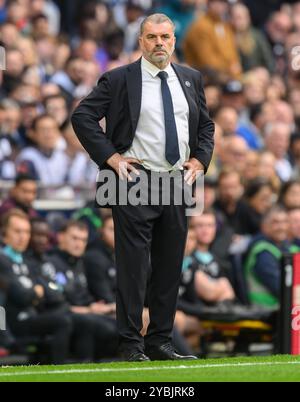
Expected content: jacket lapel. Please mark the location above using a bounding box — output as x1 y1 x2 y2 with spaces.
126 58 142 135
172 63 198 147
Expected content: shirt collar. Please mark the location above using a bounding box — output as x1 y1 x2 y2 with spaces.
3 245 23 264
141 57 173 78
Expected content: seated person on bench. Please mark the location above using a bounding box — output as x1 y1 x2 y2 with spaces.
178 210 235 315
244 206 290 310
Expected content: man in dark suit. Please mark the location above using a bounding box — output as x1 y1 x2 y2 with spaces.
72 13 215 362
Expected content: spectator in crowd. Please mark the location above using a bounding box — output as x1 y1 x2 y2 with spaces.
0 99 23 180
265 10 292 74
62 123 98 187
156 0 198 58
204 83 222 119
17 114 69 186
123 0 147 55
0 99 23 145
279 180 300 210
48 220 119 360
0 173 38 219
238 178 276 236
75 39 97 64
243 151 260 182
186 211 235 305
10 85 41 140
215 106 262 150
0 209 72 364
219 136 249 176
0 21 20 48
30 0 61 36
50 56 85 98
183 0 242 81
2 48 26 95
17 37 40 69
271 100 295 127
215 106 238 137
244 206 290 309
222 76 245 105
84 215 116 305
40 83 61 100
258 151 282 193
264 122 293 182
214 168 245 234
25 217 55 275
230 2 275 73
43 94 69 130
31 13 51 40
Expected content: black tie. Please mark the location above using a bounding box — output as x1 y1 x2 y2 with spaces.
158 71 180 166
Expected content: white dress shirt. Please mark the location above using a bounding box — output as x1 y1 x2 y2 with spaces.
17 147 69 187
123 57 190 172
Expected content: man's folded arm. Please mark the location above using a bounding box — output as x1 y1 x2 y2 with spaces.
71 73 117 168
194 73 215 174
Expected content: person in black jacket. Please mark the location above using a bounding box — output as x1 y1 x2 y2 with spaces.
0 209 72 364
48 220 119 361
84 215 116 305
25 218 67 313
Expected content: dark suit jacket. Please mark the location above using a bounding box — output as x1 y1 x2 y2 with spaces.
71 58 215 175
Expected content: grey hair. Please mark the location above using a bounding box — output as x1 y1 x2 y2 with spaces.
264 122 292 138
0 99 20 111
140 14 176 35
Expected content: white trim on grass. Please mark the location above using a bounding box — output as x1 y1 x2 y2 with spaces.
0 360 300 378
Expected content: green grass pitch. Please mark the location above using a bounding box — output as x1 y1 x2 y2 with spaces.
1 355 300 382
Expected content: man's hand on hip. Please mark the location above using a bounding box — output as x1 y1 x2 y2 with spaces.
107 153 141 181
183 158 205 185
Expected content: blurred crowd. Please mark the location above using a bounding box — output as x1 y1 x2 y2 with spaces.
1 0 300 362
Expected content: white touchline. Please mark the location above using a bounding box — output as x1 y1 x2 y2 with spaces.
0 361 300 378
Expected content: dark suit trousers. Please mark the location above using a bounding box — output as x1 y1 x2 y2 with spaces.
112 170 188 353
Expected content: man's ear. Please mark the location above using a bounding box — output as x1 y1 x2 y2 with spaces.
138 36 143 49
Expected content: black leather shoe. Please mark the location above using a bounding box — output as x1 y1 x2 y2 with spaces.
121 350 150 362
145 343 198 361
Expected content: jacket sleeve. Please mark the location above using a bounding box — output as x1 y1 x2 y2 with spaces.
254 251 281 298
7 281 38 308
0 257 39 308
84 253 115 304
194 72 215 173
71 73 117 168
